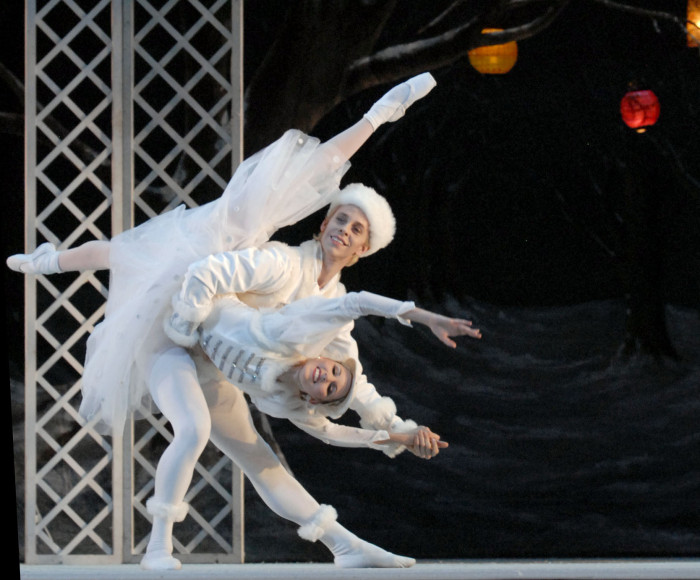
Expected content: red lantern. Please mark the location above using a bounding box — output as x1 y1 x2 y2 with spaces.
620 90 660 133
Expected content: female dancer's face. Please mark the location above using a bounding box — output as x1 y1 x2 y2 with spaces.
319 205 370 264
298 357 353 404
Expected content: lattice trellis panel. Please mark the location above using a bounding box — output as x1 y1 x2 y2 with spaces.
23 0 244 565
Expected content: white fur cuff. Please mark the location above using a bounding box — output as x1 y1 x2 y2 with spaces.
380 419 418 458
297 504 337 542
146 498 190 522
163 313 200 348
389 418 418 434
358 396 397 430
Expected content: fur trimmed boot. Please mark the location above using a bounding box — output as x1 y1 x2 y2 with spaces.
300 504 415 568
140 498 190 571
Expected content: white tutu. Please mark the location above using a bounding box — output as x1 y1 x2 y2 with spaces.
79 129 351 433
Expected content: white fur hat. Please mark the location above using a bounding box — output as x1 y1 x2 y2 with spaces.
326 183 395 256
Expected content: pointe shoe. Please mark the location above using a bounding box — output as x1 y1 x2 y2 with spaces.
140 549 182 570
334 539 416 568
363 72 437 130
6 242 61 274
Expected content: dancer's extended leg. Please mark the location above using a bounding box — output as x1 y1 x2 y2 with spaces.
203 375 415 568
362 72 436 131
141 347 212 571
6 239 111 274
322 72 437 161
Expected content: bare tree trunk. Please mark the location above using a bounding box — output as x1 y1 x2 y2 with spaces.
617 133 678 361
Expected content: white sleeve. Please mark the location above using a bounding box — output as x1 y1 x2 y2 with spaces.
290 416 390 450
259 292 415 357
350 291 415 325
321 323 418 458
172 243 293 324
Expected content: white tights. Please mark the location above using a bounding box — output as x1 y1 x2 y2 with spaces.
144 347 414 568
147 347 320 537
146 348 211 556
57 239 111 271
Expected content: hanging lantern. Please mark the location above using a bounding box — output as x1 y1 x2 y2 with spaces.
620 89 660 133
688 0 700 47
468 28 518 74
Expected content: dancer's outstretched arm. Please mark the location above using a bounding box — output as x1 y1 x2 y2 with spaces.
403 307 482 347
348 291 482 346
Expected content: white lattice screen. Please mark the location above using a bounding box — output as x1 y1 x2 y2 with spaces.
23 0 244 564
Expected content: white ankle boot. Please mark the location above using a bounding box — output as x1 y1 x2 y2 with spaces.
140 498 189 571
6 242 62 274
299 504 416 568
140 549 182 570
363 72 437 130
332 536 416 569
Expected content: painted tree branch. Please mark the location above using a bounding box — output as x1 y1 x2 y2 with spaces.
0 61 108 164
0 61 23 107
345 0 571 97
590 0 700 49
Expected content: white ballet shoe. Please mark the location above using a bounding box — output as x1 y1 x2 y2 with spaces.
6 242 61 274
140 549 182 570
333 538 416 568
363 72 437 130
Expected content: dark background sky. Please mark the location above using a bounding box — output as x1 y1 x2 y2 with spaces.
248 1 700 310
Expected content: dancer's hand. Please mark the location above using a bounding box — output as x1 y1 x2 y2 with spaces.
427 313 481 347
408 426 448 460
384 427 447 459
406 308 482 347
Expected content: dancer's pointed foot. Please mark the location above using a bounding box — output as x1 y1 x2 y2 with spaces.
363 72 437 130
140 549 182 570
6 242 61 274
334 538 416 568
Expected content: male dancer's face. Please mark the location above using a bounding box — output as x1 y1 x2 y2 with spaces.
319 205 370 264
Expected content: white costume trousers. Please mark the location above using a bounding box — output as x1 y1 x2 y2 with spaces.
148 347 319 526
146 347 413 568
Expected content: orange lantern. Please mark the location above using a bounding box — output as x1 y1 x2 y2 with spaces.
688 0 700 47
468 28 518 74
620 90 660 133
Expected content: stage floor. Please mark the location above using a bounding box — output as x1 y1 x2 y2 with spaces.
17 560 700 580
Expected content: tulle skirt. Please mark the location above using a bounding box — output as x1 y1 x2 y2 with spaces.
79 129 350 433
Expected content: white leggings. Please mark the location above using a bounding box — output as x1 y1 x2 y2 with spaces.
146 348 404 566
148 347 320 528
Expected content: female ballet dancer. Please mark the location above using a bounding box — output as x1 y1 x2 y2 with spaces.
8 73 465 569
165 288 478 452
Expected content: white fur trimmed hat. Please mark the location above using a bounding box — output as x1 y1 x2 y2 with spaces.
326 183 396 256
